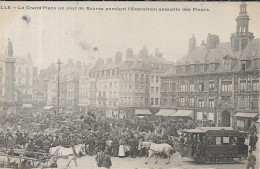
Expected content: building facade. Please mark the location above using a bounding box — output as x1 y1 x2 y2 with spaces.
161 3 259 128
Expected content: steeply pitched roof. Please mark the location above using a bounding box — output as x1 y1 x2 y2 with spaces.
162 38 260 77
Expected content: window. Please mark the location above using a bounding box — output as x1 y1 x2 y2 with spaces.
146 75 149 82
197 112 203 120
253 59 259 69
155 98 159 105
135 74 139 82
189 84 194 92
240 80 247 91
189 97 195 107
164 98 168 105
252 80 259 91
172 83 176 91
140 74 144 82
241 61 246 71
237 120 245 128
224 59 231 71
151 98 154 105
238 98 246 109
180 97 185 106
221 81 232 92
156 87 159 94
209 99 215 108
150 75 154 83
180 84 186 92
209 81 215 91
246 96 250 108
198 99 204 107
156 76 159 83
151 87 154 94
199 82 204 92
252 99 259 109
129 74 132 81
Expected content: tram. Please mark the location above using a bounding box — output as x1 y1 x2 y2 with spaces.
180 127 248 163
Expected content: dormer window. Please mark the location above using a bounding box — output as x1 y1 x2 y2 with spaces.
224 59 231 71
253 59 259 69
209 63 215 72
198 64 204 73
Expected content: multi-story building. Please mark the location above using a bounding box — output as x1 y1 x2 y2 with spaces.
161 3 259 128
80 47 172 118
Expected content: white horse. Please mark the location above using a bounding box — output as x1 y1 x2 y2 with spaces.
143 142 173 164
49 144 85 168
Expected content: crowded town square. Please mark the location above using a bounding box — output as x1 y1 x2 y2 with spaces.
0 1 260 169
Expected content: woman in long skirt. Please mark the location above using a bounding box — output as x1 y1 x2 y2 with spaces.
118 139 125 158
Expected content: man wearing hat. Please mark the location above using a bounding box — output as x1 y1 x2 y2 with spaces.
246 150 256 169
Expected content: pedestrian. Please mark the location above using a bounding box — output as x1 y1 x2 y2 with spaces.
101 150 112 169
249 133 254 151
111 138 119 157
252 133 258 151
96 149 105 167
246 150 256 169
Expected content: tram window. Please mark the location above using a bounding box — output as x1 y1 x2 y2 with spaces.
207 136 216 145
216 137 221 145
230 136 237 145
223 137 230 144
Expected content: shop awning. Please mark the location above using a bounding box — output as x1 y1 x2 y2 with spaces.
173 110 194 119
156 109 176 116
233 112 258 118
257 119 260 123
23 104 33 108
43 106 54 110
135 109 152 115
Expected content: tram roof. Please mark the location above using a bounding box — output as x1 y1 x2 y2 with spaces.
183 127 234 133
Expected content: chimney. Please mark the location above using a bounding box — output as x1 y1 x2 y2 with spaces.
139 45 148 58
126 48 133 59
155 48 159 56
96 58 104 66
206 33 219 49
189 34 196 53
106 58 112 64
114 52 122 64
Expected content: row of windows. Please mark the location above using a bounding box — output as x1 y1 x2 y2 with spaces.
150 98 160 105
90 69 119 78
162 97 215 108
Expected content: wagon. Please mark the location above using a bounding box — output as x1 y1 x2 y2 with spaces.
180 127 248 163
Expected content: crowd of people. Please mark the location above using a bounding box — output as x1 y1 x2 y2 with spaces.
0 110 199 159
0 109 258 168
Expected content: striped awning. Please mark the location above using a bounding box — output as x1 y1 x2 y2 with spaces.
156 109 176 116
135 109 152 115
233 113 258 118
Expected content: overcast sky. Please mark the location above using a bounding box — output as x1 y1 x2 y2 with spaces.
0 2 260 69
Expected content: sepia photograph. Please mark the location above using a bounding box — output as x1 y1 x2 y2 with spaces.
0 1 259 169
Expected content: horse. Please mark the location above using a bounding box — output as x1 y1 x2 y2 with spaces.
48 144 85 168
143 142 174 164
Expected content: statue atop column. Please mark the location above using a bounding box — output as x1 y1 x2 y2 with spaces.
7 38 13 57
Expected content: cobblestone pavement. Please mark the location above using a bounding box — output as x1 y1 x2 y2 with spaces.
57 147 259 169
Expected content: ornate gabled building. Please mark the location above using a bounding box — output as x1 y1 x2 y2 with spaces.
161 3 259 128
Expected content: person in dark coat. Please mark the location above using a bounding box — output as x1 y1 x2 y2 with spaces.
249 133 254 151
246 150 256 169
102 150 112 169
88 136 96 156
129 137 138 158
111 138 119 157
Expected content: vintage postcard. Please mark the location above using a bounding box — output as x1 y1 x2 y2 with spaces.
0 1 259 169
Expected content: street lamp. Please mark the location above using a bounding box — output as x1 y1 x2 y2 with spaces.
57 58 62 116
